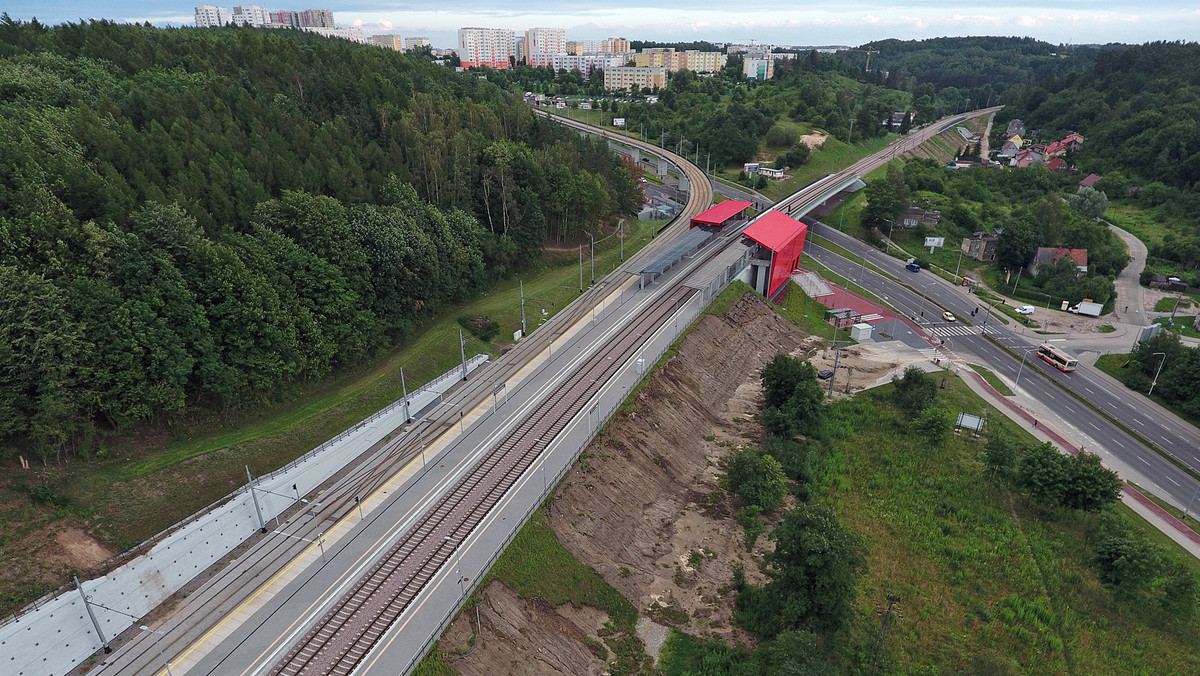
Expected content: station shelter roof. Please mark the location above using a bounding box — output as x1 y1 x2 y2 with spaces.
743 211 806 251
690 200 753 228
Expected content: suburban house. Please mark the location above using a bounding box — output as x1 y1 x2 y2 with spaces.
1006 119 1026 137
1044 140 1068 157
1028 247 1088 276
1079 173 1102 189
881 111 913 130
998 134 1023 158
1063 133 1085 151
1045 157 1070 172
895 206 941 229
961 232 998 262
1010 148 1044 168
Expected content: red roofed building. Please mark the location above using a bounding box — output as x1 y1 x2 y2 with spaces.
742 211 808 298
690 200 752 228
1044 140 1068 156
1028 247 1088 276
1063 133 1084 151
1079 173 1102 189
1046 157 1069 172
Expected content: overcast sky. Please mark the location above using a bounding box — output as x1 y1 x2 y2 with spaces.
6 1 1200 48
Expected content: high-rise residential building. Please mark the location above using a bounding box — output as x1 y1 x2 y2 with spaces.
232 5 271 26
302 26 364 42
524 27 566 57
569 38 631 55
405 37 431 51
634 49 684 71
604 66 668 92
299 8 334 28
194 5 230 27
743 58 774 80
270 10 299 27
457 27 517 69
368 34 404 51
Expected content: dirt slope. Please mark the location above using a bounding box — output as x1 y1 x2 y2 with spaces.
442 293 819 671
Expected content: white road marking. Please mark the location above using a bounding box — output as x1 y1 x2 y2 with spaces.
1088 422 1101 432
1168 476 1181 487
1138 456 1151 466
1085 387 1095 394
1112 439 1126 448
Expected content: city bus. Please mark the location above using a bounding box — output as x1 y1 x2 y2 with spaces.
1037 343 1078 372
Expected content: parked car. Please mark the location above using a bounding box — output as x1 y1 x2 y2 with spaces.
1016 305 1035 315
942 311 957 322
818 369 835 380
905 263 921 272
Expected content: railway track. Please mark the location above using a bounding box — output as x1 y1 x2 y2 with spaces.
271 286 697 675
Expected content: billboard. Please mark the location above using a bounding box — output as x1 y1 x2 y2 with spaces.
613 117 626 127
580 102 592 110
923 237 945 248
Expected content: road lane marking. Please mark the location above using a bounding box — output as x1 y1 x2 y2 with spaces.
1138 456 1151 466
1088 422 1101 432
1169 476 1181 487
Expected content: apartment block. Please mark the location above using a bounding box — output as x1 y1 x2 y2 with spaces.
231 4 271 26
405 37 432 50
682 50 725 73
604 66 668 92
569 37 631 55
528 53 627 77
368 34 404 51
457 27 517 69
194 4 230 27
299 8 334 27
525 27 566 56
743 58 774 80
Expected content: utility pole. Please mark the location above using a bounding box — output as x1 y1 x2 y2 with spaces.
579 244 584 292
828 340 849 397
459 329 467 381
520 280 527 336
76 576 112 654
587 232 595 284
246 465 266 533
400 367 410 422
871 594 903 676
619 222 624 261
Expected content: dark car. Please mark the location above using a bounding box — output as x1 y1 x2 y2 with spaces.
817 369 835 380
905 262 920 272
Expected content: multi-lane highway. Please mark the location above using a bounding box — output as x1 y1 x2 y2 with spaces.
804 223 1200 512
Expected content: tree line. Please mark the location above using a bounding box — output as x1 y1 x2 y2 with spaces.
0 17 642 458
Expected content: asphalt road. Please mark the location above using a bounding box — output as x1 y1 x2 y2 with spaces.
806 222 1200 512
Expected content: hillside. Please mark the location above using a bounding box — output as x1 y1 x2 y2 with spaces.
0 18 641 458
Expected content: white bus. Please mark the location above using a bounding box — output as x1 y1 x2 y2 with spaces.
1038 343 1078 372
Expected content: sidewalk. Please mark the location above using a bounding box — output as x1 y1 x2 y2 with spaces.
957 362 1200 560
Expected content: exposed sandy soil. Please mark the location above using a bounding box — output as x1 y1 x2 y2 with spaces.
440 294 821 672
798 131 827 150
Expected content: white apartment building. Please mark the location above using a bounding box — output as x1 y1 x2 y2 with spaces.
231 5 271 26
405 37 431 50
194 5 230 27
603 66 668 92
527 53 626 77
524 27 566 56
302 26 365 43
568 38 631 55
457 27 517 69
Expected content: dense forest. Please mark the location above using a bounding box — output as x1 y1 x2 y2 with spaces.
0 17 641 458
997 41 1200 281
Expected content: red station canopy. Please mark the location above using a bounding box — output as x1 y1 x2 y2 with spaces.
690 200 753 228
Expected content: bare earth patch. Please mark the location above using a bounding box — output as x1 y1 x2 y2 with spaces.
442 293 813 672
799 131 827 150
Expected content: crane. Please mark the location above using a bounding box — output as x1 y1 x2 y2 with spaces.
846 46 879 72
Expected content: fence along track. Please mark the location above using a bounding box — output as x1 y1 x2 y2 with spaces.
271 286 695 675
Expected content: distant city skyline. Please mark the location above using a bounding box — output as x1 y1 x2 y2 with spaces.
5 1 1199 49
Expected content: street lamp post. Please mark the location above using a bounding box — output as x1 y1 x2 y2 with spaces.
920 282 936 319
1015 347 1038 389
586 232 595 284
1149 352 1168 395
444 535 464 601
140 625 174 676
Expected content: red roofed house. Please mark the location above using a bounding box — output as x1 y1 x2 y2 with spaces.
1045 157 1069 172
1063 133 1084 151
1044 140 1068 157
742 211 808 298
690 200 753 229
1010 148 1044 168
1079 173 1102 189
1027 247 1088 276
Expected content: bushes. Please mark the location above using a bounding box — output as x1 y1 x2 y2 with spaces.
456 315 500 342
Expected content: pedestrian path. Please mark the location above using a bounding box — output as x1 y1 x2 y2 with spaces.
860 313 884 322
791 271 833 298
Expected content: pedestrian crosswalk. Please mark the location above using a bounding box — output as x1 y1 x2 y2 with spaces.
918 347 942 360
927 324 993 337
860 313 884 322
